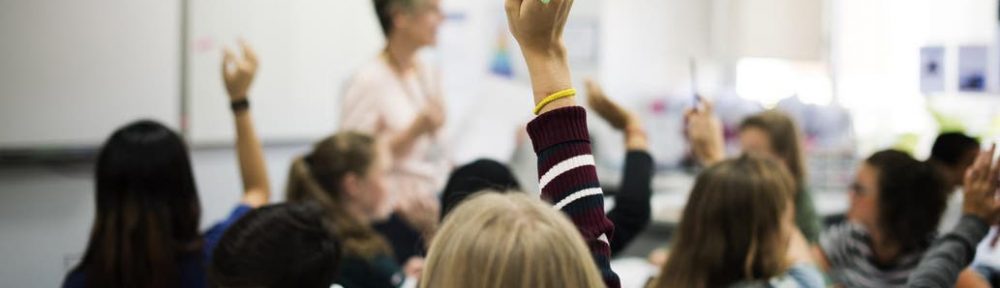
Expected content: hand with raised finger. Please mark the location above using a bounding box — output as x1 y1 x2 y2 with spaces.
222 40 258 101
684 99 724 165
962 144 1000 224
586 78 636 131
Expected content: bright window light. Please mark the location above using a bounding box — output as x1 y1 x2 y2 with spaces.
736 58 796 108
736 58 834 107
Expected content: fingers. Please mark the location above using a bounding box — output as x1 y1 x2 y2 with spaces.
584 78 598 94
554 0 573 37
700 98 715 113
222 48 237 80
239 39 258 69
987 144 999 188
504 0 522 32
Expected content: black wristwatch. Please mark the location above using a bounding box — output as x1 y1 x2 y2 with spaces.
231 98 250 113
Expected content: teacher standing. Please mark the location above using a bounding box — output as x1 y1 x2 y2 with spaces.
340 0 448 265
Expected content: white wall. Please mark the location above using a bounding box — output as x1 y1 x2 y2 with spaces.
0 0 181 149
832 0 1000 155
187 0 384 145
0 146 308 287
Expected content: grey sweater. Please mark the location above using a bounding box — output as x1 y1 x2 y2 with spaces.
907 215 990 287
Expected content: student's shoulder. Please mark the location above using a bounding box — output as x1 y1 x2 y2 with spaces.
62 269 85 288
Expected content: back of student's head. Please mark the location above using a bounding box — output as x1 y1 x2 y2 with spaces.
209 202 342 288
929 132 980 187
655 155 795 288
930 132 980 166
421 193 604 288
74 120 201 288
740 110 807 191
439 159 522 220
285 131 391 258
866 150 949 252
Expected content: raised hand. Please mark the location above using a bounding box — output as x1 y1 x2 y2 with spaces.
963 144 1000 224
504 0 575 112
586 79 636 131
586 79 647 150
684 99 725 165
222 40 259 100
504 0 573 57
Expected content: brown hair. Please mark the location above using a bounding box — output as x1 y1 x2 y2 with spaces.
654 155 796 288
740 110 807 192
421 192 605 288
285 132 390 259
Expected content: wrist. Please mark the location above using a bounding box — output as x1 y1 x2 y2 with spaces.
230 98 250 114
523 50 572 105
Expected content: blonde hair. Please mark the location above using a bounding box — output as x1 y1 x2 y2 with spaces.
653 155 795 288
420 192 604 288
285 132 391 259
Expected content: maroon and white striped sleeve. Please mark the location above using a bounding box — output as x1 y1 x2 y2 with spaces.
527 106 621 288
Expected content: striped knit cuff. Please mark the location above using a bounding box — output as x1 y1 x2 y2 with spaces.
526 106 590 154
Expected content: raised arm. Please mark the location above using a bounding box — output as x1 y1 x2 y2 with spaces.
505 1 620 287
222 41 270 208
684 100 725 166
586 79 653 255
909 144 999 287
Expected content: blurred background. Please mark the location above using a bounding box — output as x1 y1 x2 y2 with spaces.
1 0 999 286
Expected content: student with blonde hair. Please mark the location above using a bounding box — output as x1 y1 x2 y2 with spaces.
422 193 605 287
421 0 622 286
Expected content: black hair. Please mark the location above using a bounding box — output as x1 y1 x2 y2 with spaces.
209 202 342 288
930 132 980 166
440 159 522 221
866 150 949 252
70 120 201 288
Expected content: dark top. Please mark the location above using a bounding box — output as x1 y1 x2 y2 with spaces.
62 204 253 288
796 187 822 243
607 150 653 255
336 253 406 288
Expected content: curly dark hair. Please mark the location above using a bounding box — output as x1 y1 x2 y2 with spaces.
866 150 949 252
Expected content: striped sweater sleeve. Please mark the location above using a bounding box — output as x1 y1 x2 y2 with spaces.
907 215 990 287
526 106 621 288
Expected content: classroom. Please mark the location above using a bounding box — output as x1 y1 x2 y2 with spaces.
2 0 1000 287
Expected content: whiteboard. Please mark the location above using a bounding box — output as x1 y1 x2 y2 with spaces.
0 0 181 149
186 0 384 145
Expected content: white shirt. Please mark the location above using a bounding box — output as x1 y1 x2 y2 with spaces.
340 56 449 207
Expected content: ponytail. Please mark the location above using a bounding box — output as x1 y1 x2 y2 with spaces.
284 132 391 259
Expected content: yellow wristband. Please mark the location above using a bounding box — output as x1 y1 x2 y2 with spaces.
534 88 577 115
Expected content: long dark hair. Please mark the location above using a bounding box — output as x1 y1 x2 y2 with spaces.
209 202 342 288
72 120 202 288
655 155 795 288
866 150 949 253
